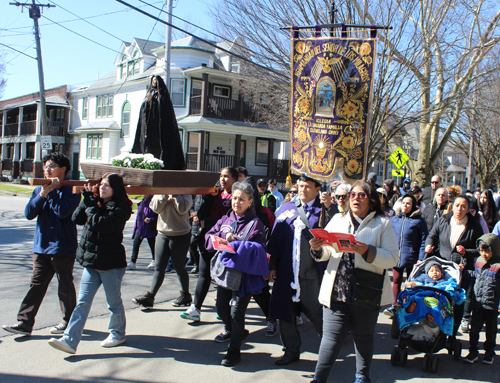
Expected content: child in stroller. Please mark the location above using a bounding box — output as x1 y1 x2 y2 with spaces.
390 256 466 372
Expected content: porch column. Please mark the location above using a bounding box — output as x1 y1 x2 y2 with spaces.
1 111 5 137
35 103 41 135
234 134 241 168
197 131 205 171
267 138 275 177
201 73 209 117
18 106 23 137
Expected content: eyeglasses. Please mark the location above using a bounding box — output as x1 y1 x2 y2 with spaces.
335 194 348 200
43 164 59 170
289 190 298 194
349 191 367 200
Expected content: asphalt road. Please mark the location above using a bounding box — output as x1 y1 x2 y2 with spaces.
0 193 203 337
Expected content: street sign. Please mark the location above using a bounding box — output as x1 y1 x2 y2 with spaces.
41 136 52 150
392 169 405 177
389 147 409 169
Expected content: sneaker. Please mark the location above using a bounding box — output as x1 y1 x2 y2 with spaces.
48 337 76 354
190 265 199 274
383 306 395 318
482 353 494 365
127 262 136 270
463 351 479 364
354 374 371 383
101 335 126 348
296 315 304 326
221 349 241 367
147 260 155 269
180 304 200 322
214 328 231 343
460 319 470 333
2 324 31 336
172 291 192 307
132 291 155 309
165 265 174 273
50 323 67 334
266 320 277 337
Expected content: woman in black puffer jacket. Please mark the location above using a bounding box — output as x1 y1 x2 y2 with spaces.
49 173 132 354
424 195 483 338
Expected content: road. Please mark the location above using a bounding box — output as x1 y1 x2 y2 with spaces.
0 193 203 337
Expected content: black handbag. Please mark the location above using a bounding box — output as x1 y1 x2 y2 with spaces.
348 268 385 311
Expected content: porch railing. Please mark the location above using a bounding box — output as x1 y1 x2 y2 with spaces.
21 159 34 172
20 121 36 135
2 159 13 170
4 123 18 136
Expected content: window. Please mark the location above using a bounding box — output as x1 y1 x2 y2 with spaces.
255 139 269 166
213 85 230 98
171 78 186 107
26 143 35 159
82 97 88 120
96 95 114 118
121 64 127 79
133 61 140 75
191 80 203 97
86 134 103 159
121 102 131 137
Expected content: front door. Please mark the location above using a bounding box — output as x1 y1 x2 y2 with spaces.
240 140 246 167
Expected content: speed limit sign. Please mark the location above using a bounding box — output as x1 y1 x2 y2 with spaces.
41 136 52 150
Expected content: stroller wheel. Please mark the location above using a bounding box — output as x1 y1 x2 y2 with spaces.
391 347 400 366
453 339 462 361
399 348 408 367
422 353 431 372
431 355 439 373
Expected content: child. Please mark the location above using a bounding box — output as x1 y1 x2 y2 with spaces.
412 260 448 286
463 233 500 364
127 195 157 270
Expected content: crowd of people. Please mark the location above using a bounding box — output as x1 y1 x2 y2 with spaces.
2 154 499 383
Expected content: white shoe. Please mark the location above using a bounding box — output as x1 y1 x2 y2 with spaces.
147 260 155 269
101 335 126 348
127 262 136 270
296 315 303 326
179 304 200 322
49 337 76 354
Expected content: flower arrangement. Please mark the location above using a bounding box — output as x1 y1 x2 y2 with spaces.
111 153 164 170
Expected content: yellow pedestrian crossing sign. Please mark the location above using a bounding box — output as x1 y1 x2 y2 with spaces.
389 147 409 169
392 169 405 177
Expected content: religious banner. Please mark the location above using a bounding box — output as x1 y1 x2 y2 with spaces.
290 35 377 182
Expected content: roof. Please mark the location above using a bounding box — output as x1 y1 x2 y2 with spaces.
445 164 466 173
133 38 164 55
1 95 69 111
73 121 120 133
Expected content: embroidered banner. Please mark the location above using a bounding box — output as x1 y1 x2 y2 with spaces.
290 36 376 182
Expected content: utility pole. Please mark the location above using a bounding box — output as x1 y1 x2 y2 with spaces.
164 0 173 90
10 1 54 137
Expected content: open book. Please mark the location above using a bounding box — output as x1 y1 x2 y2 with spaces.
210 235 236 253
310 229 356 252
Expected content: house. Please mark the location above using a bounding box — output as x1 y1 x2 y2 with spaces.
0 85 71 179
69 36 289 182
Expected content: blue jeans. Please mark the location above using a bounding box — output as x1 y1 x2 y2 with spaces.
62 267 126 350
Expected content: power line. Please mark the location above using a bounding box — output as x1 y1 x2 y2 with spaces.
115 0 288 79
5 43 36 64
42 15 122 54
47 1 124 43
0 42 36 59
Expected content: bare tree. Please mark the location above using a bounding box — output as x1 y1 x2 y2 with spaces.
212 0 500 185
0 51 6 99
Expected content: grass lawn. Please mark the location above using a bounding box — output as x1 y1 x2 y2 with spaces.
0 184 35 196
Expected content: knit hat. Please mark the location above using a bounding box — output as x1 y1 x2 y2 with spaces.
367 172 377 182
468 197 479 212
425 260 443 275
384 179 394 188
256 179 266 186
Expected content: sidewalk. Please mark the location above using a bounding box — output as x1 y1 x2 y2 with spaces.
0 288 496 383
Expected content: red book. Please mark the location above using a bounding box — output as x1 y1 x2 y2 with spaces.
310 229 356 252
210 235 236 253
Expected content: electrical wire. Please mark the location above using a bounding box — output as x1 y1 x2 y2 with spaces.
0 42 36 60
42 15 122 54
47 1 124 43
4 43 36 65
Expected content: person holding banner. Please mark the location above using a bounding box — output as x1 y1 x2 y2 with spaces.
268 175 327 366
309 181 399 383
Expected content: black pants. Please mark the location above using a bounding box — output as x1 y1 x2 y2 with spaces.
18 253 76 331
453 277 473 336
253 283 272 319
314 302 380 382
188 233 201 267
131 234 155 263
193 248 214 310
216 287 252 353
149 232 191 295
469 306 498 354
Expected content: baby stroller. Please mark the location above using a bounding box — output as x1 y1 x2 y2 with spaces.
390 256 466 373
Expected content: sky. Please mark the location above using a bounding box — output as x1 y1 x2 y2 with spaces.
0 0 214 101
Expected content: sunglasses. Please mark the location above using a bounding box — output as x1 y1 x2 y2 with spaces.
350 191 367 200
289 190 298 194
431 181 439 184
335 194 348 200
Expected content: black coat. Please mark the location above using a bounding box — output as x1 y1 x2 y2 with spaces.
422 202 449 231
424 212 483 278
72 192 131 270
